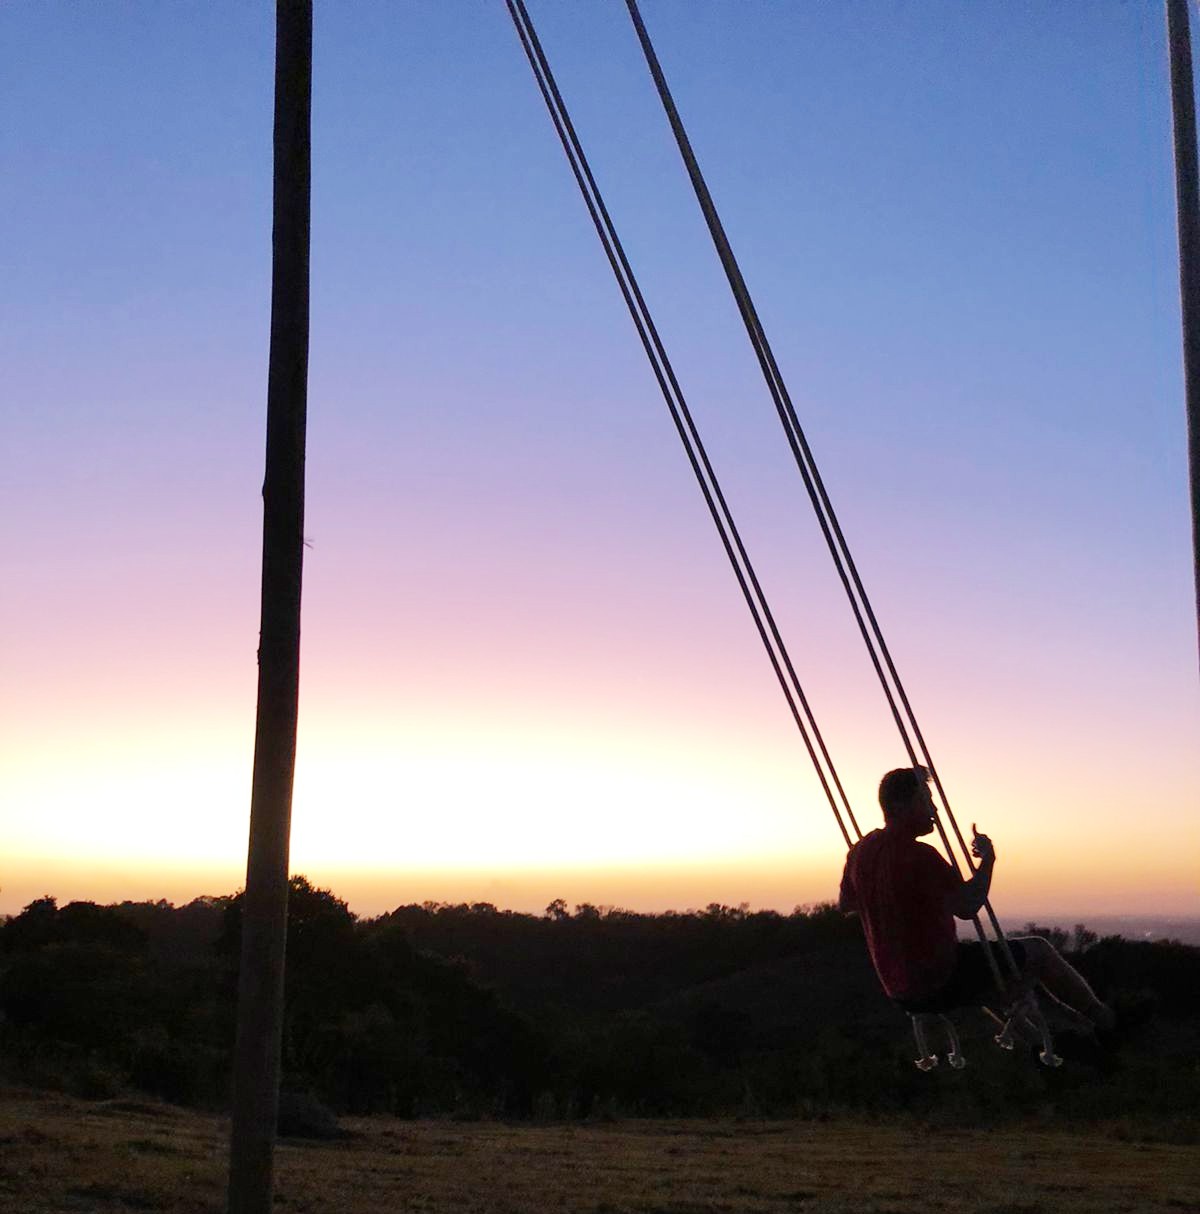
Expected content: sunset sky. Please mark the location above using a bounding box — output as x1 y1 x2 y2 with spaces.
2 2 1197 921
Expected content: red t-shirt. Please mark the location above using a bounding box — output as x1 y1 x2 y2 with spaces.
841 828 959 1001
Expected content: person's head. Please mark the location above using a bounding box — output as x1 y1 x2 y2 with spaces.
878 766 935 836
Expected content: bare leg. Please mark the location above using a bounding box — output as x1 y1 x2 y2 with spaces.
1011 936 1114 1030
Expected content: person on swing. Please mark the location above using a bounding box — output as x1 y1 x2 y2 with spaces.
838 766 1114 1035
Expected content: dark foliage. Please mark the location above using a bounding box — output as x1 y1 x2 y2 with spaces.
1 886 1197 1129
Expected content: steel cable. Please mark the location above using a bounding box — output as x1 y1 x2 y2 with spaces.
623 0 1019 981
508 0 861 846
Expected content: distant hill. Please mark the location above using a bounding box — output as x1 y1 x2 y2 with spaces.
2 888 1198 1124
999 916 1200 946
650 939 891 1040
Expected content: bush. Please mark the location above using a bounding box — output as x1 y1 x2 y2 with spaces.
277 1089 340 1139
127 1038 207 1105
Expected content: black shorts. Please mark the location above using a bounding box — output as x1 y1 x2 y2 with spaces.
896 940 1027 1014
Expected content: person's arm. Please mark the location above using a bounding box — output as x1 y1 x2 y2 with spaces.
837 852 858 915
949 828 995 919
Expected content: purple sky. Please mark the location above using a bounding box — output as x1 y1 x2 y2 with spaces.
2 2 1197 918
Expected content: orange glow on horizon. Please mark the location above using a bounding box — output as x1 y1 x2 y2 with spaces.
3 816 1196 924
3 681 1196 923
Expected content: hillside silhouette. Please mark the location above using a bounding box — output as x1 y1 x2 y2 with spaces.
1 879 1197 1133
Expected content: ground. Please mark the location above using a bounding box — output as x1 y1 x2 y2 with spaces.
0 1086 1195 1213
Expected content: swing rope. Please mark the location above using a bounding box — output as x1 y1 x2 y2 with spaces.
510 0 1041 1019
508 0 859 847
622 0 1020 986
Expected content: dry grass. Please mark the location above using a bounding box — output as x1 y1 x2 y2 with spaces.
0 1085 1196 1213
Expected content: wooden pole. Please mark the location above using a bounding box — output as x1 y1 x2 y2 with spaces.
1166 0 1200 671
227 3 311 1211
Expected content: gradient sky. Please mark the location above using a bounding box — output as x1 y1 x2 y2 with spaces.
2 2 1197 920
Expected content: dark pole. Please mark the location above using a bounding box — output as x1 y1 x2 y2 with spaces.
1166 0 1200 670
227 2 311 1211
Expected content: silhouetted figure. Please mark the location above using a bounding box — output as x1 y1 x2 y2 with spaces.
839 767 1114 1034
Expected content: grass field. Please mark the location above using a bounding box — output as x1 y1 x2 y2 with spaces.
0 1085 1195 1213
